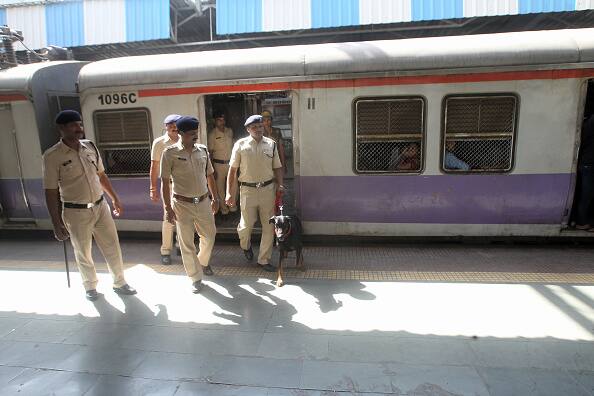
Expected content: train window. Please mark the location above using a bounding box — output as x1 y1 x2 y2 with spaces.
354 97 425 173
442 94 517 173
93 108 152 176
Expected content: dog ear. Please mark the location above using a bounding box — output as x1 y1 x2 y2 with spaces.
269 216 275 224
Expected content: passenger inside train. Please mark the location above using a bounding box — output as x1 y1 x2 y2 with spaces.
444 141 470 171
395 143 421 171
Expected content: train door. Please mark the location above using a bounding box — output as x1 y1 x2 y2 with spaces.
203 91 295 232
568 79 594 230
46 94 81 148
0 104 34 223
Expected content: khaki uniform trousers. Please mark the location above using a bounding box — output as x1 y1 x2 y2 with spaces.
61 200 127 291
172 198 216 282
213 162 237 215
237 184 275 265
161 210 175 255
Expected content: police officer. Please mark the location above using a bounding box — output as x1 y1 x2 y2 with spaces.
150 114 181 265
261 110 287 173
161 116 219 293
43 110 137 301
226 114 284 271
207 110 236 216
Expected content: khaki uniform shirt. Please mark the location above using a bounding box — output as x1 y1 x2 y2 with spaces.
151 132 177 162
207 127 233 161
43 140 105 204
265 127 282 146
229 136 282 183
160 141 214 197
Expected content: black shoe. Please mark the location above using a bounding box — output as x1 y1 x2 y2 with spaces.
113 284 137 295
203 265 214 276
259 264 276 272
192 280 203 294
243 247 254 261
85 289 99 301
161 255 172 265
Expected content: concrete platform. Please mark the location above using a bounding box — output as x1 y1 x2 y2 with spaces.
0 238 593 395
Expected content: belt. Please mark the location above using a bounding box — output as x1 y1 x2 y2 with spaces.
239 179 274 188
212 158 229 164
63 196 103 209
173 193 209 204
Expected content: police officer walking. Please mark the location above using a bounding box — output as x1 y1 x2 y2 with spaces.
161 116 219 293
207 110 236 216
150 114 181 265
226 115 284 271
42 110 137 301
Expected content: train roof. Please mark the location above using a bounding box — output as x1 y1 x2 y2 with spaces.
0 61 85 94
78 28 594 91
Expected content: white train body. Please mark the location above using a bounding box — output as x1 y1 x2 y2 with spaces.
1 29 593 237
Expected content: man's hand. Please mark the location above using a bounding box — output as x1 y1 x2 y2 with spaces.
53 223 69 241
150 188 160 202
112 199 123 217
165 206 177 225
211 199 220 215
225 194 235 209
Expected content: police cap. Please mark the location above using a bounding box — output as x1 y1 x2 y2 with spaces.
163 114 181 125
244 114 263 127
55 110 82 125
176 116 199 133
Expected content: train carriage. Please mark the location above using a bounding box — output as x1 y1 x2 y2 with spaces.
2 28 594 237
0 61 85 228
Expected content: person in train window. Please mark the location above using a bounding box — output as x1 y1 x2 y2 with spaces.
225 115 284 272
150 114 181 265
42 110 137 301
574 114 594 230
207 109 237 217
395 143 421 171
444 141 470 171
261 110 287 173
160 116 219 293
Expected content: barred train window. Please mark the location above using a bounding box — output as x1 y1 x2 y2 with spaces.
93 109 152 176
442 95 517 173
355 97 424 173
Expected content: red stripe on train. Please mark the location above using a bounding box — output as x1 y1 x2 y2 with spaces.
0 94 27 102
138 68 594 98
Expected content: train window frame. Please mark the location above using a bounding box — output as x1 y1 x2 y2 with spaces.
352 96 426 175
440 93 518 174
92 107 153 177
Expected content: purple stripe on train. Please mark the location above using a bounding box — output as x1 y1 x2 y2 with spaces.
298 174 572 224
1 173 573 224
0 178 162 221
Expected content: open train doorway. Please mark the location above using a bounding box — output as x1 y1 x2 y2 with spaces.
203 91 295 232
569 79 594 230
0 104 34 224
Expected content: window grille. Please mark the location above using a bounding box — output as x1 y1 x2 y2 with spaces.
442 95 517 173
93 109 152 176
355 97 424 173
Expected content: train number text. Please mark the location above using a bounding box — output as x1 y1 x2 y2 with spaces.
97 93 137 106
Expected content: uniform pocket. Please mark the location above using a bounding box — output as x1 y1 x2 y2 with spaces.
60 161 83 181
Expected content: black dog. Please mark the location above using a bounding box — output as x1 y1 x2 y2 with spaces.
269 213 305 286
